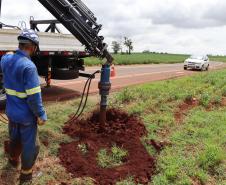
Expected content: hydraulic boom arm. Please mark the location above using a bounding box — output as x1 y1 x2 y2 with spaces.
37 0 113 64
37 0 113 125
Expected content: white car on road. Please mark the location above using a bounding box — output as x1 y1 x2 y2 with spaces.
184 55 209 71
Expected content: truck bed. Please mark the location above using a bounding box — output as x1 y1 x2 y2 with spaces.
0 29 84 52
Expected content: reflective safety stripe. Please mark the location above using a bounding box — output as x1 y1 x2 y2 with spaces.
26 86 41 95
21 168 33 175
5 88 27 98
5 86 41 98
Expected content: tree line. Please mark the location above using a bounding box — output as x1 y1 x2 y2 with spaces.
111 37 133 55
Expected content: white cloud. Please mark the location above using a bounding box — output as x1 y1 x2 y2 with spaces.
1 0 226 54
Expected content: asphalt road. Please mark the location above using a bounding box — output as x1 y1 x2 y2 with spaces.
42 62 226 101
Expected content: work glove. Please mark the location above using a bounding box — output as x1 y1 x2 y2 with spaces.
37 117 46 126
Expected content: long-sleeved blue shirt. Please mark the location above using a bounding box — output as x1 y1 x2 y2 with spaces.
0 49 47 125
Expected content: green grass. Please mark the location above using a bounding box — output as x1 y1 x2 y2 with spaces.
110 69 226 185
85 53 189 66
1 68 226 184
209 56 226 63
97 145 128 168
84 53 226 66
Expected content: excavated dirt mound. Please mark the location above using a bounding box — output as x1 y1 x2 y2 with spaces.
59 109 156 185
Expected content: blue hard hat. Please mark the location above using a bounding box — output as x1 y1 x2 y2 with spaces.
18 29 40 51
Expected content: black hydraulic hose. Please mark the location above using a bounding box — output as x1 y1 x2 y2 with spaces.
0 114 7 121
68 77 92 123
72 75 90 117
67 70 99 124
67 78 92 123
0 113 8 124
73 70 100 116
75 73 92 119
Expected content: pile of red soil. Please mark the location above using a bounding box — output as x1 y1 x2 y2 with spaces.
59 109 156 185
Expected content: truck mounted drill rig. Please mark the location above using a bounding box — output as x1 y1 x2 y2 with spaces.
0 0 114 125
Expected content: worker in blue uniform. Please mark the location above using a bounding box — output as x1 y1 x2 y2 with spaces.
0 29 47 184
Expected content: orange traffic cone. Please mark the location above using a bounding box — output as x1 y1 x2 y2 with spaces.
110 64 116 77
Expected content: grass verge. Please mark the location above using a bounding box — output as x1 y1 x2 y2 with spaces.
110 69 226 185
84 53 226 66
0 68 226 184
84 53 189 66
209 56 226 63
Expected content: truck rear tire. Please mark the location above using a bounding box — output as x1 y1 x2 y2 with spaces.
51 68 79 80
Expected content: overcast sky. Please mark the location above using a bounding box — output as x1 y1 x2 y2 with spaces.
1 0 226 55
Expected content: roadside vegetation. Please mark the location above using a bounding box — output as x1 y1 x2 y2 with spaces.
84 53 226 66
111 69 226 185
84 53 189 66
0 69 226 184
209 55 226 63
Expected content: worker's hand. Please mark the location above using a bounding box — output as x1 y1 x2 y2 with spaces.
37 117 46 126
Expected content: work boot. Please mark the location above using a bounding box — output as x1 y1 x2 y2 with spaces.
19 173 32 185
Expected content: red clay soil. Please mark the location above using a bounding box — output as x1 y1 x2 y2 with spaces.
146 139 170 153
174 98 199 123
59 109 156 185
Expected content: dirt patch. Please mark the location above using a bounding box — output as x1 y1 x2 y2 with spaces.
191 178 202 185
42 85 81 102
221 97 226 106
146 139 172 153
33 157 74 185
174 98 199 123
59 109 156 185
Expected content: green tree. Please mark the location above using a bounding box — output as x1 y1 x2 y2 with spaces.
124 37 133 54
111 41 121 54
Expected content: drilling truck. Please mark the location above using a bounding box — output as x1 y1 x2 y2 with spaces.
0 0 113 124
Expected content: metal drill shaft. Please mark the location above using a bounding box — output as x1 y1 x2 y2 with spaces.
98 65 111 126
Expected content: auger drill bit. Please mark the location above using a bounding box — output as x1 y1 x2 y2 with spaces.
98 51 113 128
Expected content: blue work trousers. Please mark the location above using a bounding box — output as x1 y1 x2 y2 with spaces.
8 121 39 171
